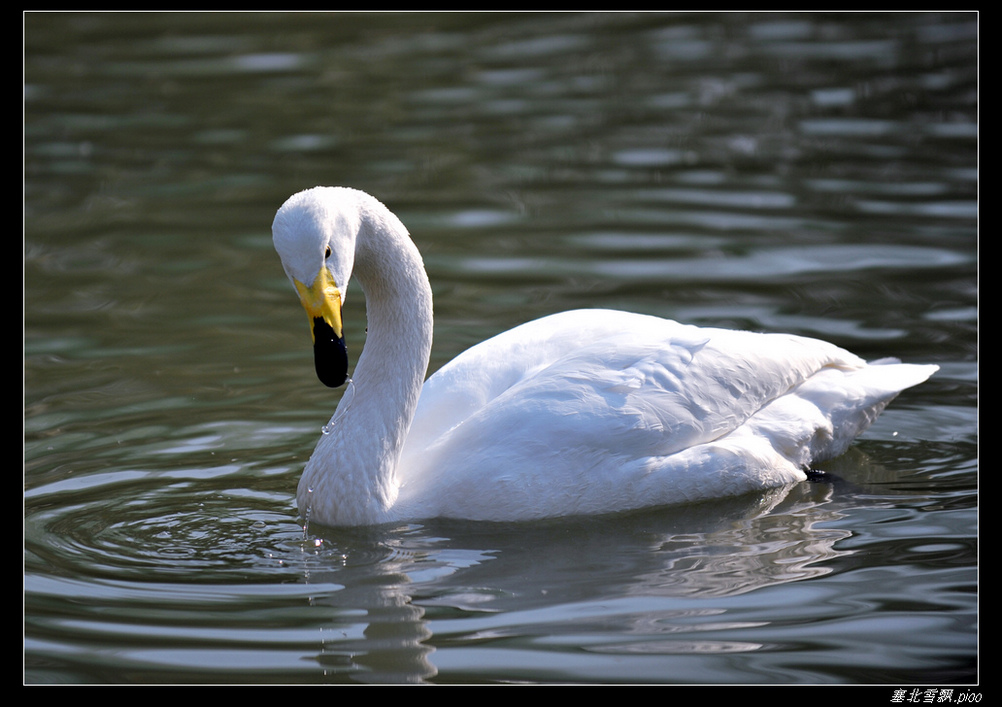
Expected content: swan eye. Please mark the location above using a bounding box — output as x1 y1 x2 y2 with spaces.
324 246 332 259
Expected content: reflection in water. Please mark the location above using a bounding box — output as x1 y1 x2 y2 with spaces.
309 567 438 683
302 530 442 683
299 479 851 682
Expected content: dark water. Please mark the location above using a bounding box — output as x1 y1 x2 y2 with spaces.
24 12 977 685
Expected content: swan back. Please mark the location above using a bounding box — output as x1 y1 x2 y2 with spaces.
395 310 937 521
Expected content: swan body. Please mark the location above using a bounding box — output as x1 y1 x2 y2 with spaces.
272 186 938 527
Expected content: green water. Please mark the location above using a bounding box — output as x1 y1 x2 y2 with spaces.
25 12 977 685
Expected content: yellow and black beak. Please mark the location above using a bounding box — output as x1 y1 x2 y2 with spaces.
294 267 348 388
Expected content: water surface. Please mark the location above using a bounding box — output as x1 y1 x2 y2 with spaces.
24 12 977 685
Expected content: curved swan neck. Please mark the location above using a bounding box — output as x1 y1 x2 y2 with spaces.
351 194 434 411
299 190 433 526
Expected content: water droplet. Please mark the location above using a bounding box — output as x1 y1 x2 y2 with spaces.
321 377 355 434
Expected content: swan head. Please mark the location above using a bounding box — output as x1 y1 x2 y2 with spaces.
272 187 361 388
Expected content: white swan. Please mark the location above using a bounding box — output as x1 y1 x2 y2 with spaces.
272 186 938 527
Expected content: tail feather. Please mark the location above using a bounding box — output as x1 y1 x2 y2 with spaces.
744 362 938 466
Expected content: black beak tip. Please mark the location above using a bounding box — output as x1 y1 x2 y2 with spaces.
312 318 348 388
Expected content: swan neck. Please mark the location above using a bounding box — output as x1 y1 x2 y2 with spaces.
300 194 433 526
